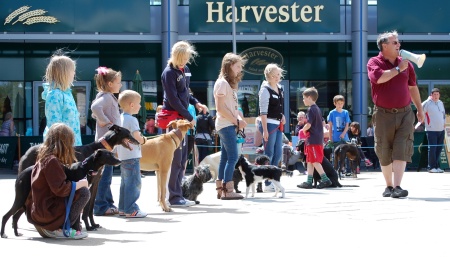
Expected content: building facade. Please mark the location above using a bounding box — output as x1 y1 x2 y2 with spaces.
1 0 450 141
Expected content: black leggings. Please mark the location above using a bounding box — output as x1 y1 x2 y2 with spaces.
69 187 90 227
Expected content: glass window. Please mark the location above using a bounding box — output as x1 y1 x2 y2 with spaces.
0 81 25 135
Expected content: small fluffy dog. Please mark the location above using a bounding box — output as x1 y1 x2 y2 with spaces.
235 155 285 198
182 164 212 204
233 155 271 193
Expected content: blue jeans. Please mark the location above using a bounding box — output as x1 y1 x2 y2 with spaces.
168 132 188 204
427 130 445 170
258 122 283 166
94 165 117 215
218 125 238 183
118 158 142 214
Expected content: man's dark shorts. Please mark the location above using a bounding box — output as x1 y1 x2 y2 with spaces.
373 106 415 166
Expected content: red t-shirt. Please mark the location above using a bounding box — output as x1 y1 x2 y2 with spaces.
367 52 417 109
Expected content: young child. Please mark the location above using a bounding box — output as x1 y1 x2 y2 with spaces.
41 52 82 146
348 121 373 167
297 87 332 189
117 90 147 218
26 123 89 239
91 66 122 216
327 95 351 147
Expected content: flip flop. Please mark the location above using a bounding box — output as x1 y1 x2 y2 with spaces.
102 208 116 216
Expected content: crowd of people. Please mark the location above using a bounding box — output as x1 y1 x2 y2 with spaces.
21 29 447 240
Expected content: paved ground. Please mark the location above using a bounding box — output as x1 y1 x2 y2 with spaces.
0 168 448 256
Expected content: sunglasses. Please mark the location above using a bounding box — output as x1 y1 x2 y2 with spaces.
387 41 399 45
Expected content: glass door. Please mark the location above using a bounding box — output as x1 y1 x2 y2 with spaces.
418 80 450 115
32 81 92 136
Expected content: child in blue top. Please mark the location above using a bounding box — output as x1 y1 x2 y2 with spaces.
327 95 351 146
117 90 148 218
41 52 82 146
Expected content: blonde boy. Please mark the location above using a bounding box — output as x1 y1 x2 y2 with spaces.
116 90 147 218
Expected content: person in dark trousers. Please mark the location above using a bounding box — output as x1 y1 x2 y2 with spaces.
422 88 446 173
195 111 215 163
161 41 209 207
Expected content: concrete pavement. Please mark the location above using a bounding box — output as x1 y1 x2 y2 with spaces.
0 169 449 256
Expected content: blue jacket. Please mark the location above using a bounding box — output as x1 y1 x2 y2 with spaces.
161 64 199 122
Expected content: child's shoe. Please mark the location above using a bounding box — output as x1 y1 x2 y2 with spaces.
364 158 373 167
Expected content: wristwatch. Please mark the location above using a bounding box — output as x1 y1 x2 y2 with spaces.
395 66 400 74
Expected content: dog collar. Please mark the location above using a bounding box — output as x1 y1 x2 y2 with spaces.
99 137 113 151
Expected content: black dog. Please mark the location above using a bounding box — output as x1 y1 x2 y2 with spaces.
1 149 121 238
297 140 341 188
333 143 360 179
181 165 212 204
233 155 271 193
235 155 285 198
17 125 139 231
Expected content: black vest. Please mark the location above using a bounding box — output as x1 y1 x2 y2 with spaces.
260 85 283 120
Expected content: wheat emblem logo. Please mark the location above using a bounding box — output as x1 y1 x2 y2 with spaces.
4 6 59 26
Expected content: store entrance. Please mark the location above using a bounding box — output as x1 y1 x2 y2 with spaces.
32 81 93 136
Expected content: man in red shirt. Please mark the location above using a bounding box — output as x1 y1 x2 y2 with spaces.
367 30 424 198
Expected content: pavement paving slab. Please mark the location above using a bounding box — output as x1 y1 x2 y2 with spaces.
0 169 448 256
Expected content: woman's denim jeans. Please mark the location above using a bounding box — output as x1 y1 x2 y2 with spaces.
427 130 445 170
118 158 142 214
94 164 117 215
258 122 283 166
218 125 238 183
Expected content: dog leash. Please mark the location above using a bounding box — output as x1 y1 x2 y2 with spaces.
63 181 76 237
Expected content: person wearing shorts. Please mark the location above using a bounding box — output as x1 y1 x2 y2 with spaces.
367 30 424 198
297 87 332 189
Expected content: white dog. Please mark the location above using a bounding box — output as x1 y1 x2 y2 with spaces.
199 151 221 181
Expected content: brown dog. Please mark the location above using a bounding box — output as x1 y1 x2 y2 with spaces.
140 119 194 212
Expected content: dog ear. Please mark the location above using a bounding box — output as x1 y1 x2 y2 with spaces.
168 120 178 129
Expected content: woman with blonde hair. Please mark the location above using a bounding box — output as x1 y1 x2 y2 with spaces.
161 41 209 207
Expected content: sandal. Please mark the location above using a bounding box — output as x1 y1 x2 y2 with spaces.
126 210 148 218
102 208 116 216
110 207 119 214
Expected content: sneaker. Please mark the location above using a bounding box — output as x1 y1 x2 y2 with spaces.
316 180 332 189
382 186 394 197
170 199 195 207
428 168 439 173
46 228 88 239
391 186 408 198
437 168 444 173
364 158 373 166
264 182 276 192
126 210 147 218
297 182 313 189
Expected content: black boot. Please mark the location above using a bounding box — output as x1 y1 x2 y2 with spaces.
256 182 263 193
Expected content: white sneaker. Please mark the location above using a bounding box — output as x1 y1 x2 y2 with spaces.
264 182 276 192
428 168 439 173
170 199 195 207
437 168 444 173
